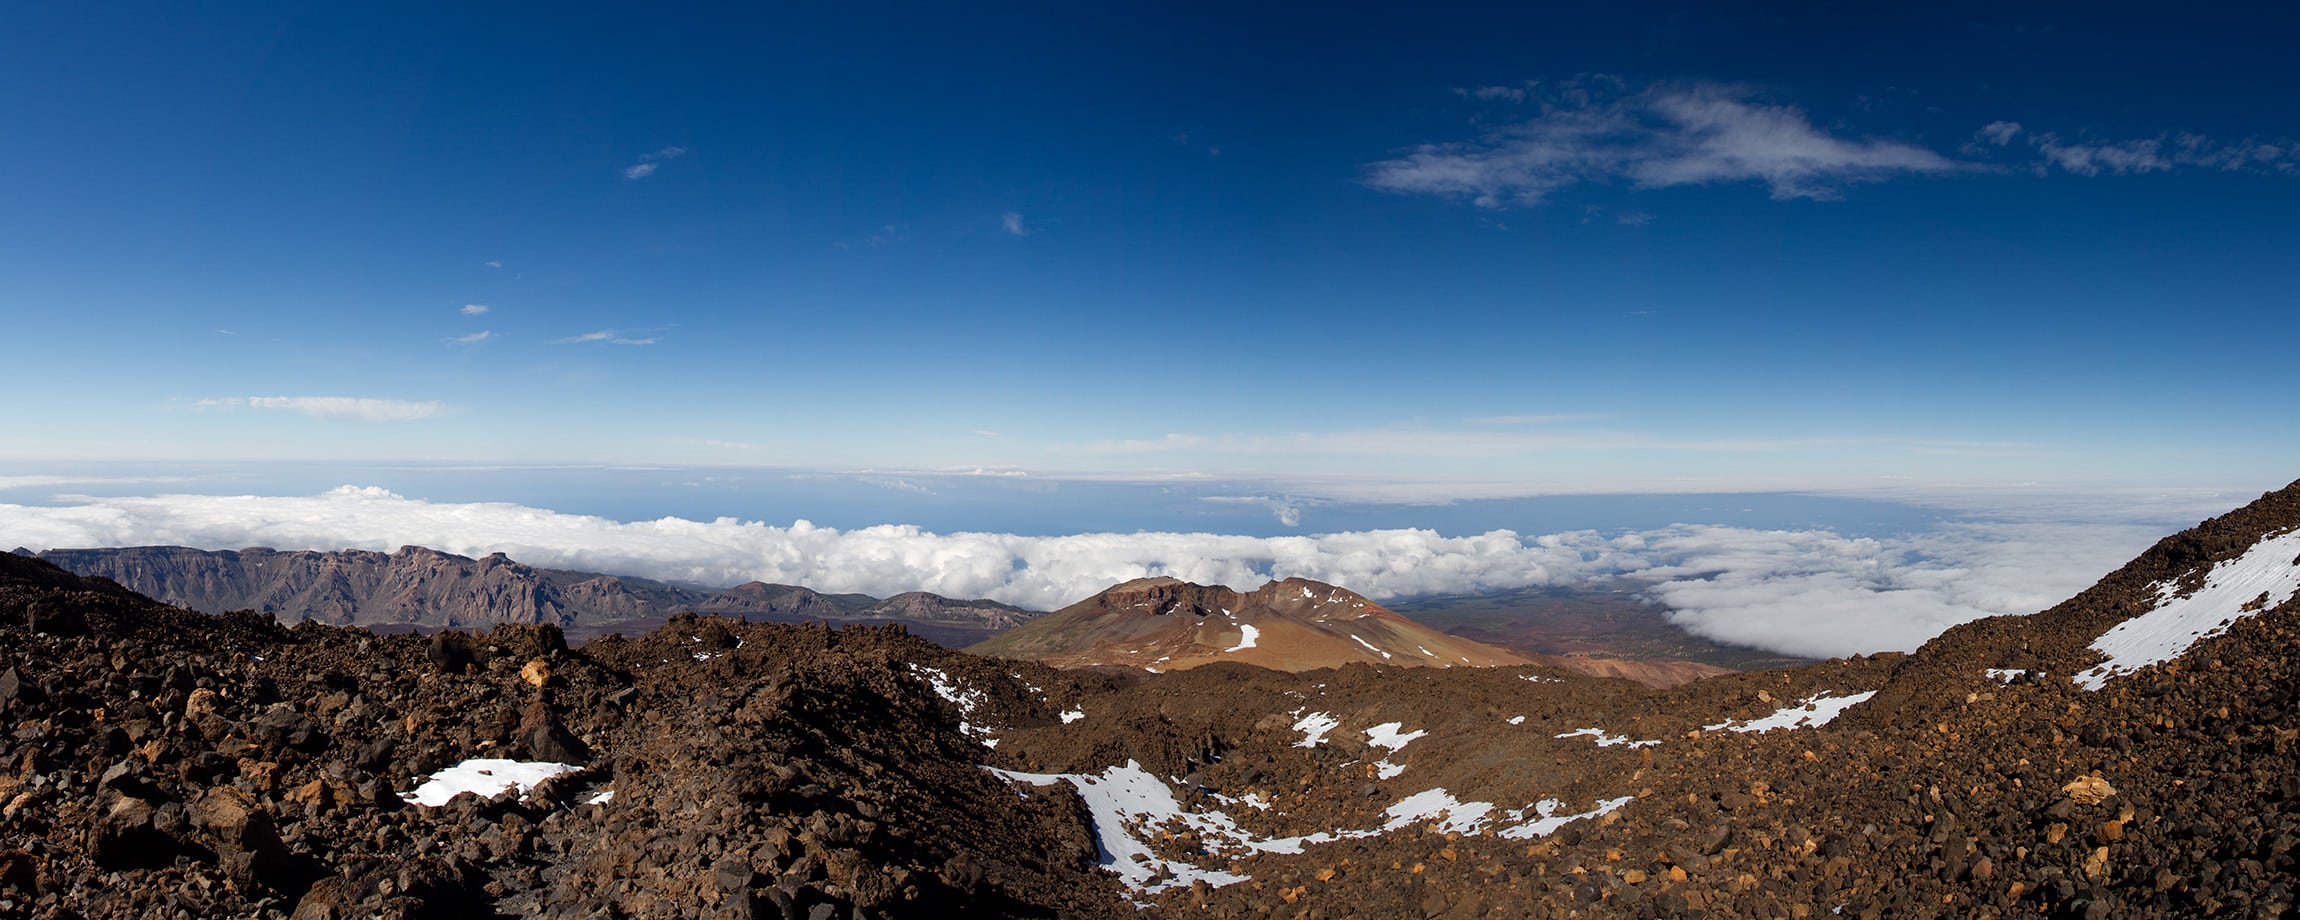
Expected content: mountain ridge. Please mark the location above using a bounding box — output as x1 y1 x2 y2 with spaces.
970 574 1534 671
34 544 1035 645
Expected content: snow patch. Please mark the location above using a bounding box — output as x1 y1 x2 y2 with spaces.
1292 711 1340 748
1363 722 1426 779
1383 788 1496 835
1507 716 1526 725
1349 634 1393 660
1705 691 1877 734
988 762 1630 896
1060 708 1086 724
1984 668 2031 684
2074 530 2300 690
1226 623 1260 653
989 761 1248 894
1497 796 1635 839
908 663 998 744
1555 727 1662 749
404 759 580 808
584 789 615 805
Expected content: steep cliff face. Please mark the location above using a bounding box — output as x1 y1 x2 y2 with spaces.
35 546 1039 638
36 545 598 628
970 575 1531 671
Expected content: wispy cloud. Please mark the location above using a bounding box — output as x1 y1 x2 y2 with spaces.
1064 426 1820 459
1366 79 1962 207
460 304 489 316
1464 413 1610 426
194 397 442 422
1453 83 1532 103
1202 494 1311 527
482 260 503 269
1977 120 2023 147
1001 211 1030 236
1974 121 2300 177
445 331 494 346
622 146 689 180
548 329 657 346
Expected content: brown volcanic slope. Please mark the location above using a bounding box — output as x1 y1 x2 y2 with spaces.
968 575 1531 671
32 544 1034 644
9 479 2300 919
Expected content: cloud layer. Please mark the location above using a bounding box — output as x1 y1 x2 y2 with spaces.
1366 81 1961 207
0 487 2167 658
193 397 442 422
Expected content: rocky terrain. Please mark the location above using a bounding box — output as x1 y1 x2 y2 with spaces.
29 546 1034 645
3 479 2298 918
969 576 1531 672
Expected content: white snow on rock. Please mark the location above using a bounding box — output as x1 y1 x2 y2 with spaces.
1507 716 1526 725
1985 668 2031 684
404 759 580 807
908 663 998 743
1363 722 1427 750
1383 789 1496 835
1060 708 1086 724
1349 634 1393 660
2074 529 2300 691
584 789 615 805
988 762 1630 895
1555 727 1661 748
990 761 1250 894
1292 711 1340 748
1497 796 1635 839
1380 788 1635 840
1226 623 1260 653
1363 722 1426 779
1704 691 1877 734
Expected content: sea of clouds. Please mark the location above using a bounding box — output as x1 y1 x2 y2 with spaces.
0 486 2172 659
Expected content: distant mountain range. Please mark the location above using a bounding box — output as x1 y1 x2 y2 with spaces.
24 545 1035 646
24 545 1756 684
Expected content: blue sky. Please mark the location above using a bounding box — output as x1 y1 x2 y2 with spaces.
4 2 2297 500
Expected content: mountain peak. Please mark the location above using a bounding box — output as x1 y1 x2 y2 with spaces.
973 576 1525 672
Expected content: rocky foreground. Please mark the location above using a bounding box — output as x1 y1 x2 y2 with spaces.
3 481 2299 918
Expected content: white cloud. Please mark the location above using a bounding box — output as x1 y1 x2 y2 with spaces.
1455 84 1529 103
482 260 503 269
0 487 2169 658
1625 521 2162 658
548 330 657 346
1464 413 1609 426
446 331 494 346
1366 80 1962 207
1202 495 1308 527
622 146 688 179
1002 211 1030 235
1989 126 2300 178
461 304 490 316
2032 136 2172 177
193 397 443 422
